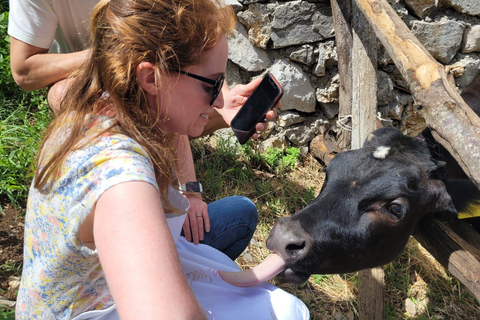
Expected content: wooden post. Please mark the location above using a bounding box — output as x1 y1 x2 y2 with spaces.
350 6 384 320
350 3 377 150
358 268 386 319
332 0 383 318
331 0 352 152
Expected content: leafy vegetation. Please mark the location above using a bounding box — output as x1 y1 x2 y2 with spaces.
0 309 14 320
0 11 51 212
260 146 301 171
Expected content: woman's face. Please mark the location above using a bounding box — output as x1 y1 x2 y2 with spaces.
156 35 229 137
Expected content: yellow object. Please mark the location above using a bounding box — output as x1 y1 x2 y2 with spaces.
457 200 480 219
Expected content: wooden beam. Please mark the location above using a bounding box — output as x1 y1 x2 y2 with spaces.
358 267 385 319
332 1 382 318
331 0 353 152
414 217 480 302
353 0 480 189
351 4 377 149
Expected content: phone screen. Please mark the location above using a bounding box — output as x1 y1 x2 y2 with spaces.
231 75 282 131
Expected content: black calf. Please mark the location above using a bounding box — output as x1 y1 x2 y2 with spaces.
266 73 480 283
266 127 478 283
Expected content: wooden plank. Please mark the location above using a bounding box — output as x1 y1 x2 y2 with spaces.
332 1 381 318
358 267 385 320
414 217 480 302
331 0 353 152
351 5 377 149
445 219 480 262
353 0 480 189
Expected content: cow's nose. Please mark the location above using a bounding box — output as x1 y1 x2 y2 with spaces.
267 218 312 262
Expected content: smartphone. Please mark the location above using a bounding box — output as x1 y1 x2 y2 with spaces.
231 73 284 144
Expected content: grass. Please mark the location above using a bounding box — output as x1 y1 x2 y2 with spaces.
0 11 51 213
0 97 50 212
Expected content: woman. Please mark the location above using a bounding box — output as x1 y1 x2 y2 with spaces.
15 0 309 319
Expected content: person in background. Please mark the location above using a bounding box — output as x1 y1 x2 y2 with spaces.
7 0 276 131
15 0 309 319
8 0 277 254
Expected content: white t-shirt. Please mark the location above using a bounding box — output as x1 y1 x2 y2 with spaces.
8 0 100 53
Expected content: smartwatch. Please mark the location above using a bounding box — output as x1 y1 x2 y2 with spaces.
179 181 203 194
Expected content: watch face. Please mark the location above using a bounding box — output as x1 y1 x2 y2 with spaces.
182 181 203 193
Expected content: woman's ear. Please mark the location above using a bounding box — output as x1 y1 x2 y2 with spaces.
136 62 158 96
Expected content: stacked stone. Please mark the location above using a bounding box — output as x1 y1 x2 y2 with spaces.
222 0 480 155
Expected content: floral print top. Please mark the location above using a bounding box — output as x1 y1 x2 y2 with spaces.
16 114 158 319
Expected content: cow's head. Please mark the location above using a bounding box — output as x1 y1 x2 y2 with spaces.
264 127 456 283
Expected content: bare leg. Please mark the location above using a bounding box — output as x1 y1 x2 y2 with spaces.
47 78 75 116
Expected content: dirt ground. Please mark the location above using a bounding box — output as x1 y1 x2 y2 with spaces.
0 204 24 301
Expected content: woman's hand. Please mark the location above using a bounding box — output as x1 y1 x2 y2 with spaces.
221 77 281 139
182 194 210 244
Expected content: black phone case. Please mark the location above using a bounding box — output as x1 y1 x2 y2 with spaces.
231 74 283 144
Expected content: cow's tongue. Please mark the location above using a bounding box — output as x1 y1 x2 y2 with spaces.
218 253 286 287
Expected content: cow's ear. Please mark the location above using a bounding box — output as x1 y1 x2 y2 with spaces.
429 158 447 173
425 179 457 221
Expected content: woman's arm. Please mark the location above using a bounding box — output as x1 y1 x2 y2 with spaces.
175 135 210 244
94 181 206 320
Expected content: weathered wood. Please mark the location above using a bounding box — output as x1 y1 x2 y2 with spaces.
358 267 385 320
414 217 480 302
333 1 382 317
445 219 480 262
331 0 353 152
351 6 377 149
353 0 480 189
351 8 382 319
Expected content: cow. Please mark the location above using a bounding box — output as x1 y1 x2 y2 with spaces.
264 127 479 283
219 75 480 287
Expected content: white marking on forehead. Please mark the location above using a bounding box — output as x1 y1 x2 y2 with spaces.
373 146 391 159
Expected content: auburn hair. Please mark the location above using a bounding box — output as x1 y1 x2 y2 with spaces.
34 0 236 211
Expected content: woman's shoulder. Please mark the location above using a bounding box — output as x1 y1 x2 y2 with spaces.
38 112 156 194
74 114 152 169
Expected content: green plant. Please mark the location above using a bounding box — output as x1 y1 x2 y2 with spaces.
311 274 331 285
0 309 14 320
0 261 22 277
0 12 22 101
0 1 8 13
260 147 301 172
0 8 52 211
0 101 51 210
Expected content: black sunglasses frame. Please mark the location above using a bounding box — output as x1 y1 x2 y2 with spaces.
171 69 225 106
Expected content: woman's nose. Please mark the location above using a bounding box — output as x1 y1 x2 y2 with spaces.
212 92 224 109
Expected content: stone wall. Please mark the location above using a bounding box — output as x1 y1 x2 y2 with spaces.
222 0 480 156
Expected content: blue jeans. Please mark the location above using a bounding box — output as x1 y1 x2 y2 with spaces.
182 196 258 260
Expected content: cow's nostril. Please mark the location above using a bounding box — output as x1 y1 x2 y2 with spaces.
267 218 312 263
284 239 309 260
286 241 306 252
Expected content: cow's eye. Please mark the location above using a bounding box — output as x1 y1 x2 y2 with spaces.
388 203 404 217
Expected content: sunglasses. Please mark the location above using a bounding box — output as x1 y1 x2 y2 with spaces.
171 69 225 106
